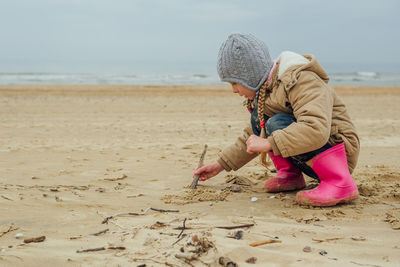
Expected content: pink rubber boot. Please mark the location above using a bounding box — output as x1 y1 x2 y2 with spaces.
296 143 359 206
264 152 305 192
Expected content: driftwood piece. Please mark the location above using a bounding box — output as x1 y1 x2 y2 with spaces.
216 223 254 230
24 236 46 243
102 212 143 224
249 239 282 247
76 247 105 253
177 218 187 239
150 207 179 213
190 144 208 189
312 237 344 242
90 228 109 236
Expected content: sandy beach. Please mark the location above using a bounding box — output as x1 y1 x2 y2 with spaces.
0 84 399 267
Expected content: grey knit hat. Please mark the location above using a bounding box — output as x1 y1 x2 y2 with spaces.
217 33 273 91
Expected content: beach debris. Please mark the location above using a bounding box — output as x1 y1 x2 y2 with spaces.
76 246 105 253
150 207 179 213
126 193 144 198
312 237 344 242
249 239 282 247
15 233 23 239
102 211 144 224
246 257 257 264
24 236 46 243
218 256 238 267
0 224 19 238
149 221 167 230
351 236 366 241
70 235 83 240
90 228 109 236
108 245 126 250
303 246 312 252
190 144 208 189
319 250 328 256
216 223 254 230
104 174 127 181
177 218 187 239
1 195 13 201
227 230 243 240
31 176 40 180
251 197 258 202
210 202 213 206
366 165 371 168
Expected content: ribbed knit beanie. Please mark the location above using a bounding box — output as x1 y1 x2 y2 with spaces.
217 33 273 91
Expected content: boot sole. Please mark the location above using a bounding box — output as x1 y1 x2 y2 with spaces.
296 192 359 207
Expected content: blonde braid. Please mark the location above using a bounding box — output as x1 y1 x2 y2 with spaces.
257 62 279 167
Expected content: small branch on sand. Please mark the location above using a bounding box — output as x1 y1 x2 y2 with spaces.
172 234 187 246
132 258 176 267
177 218 187 239
216 223 254 230
108 246 126 250
150 208 179 213
90 228 109 236
0 225 19 238
24 236 46 244
76 247 105 253
175 254 196 267
249 239 282 247
102 212 143 224
312 237 344 243
190 144 208 189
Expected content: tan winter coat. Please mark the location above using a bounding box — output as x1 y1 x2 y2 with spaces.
217 51 360 174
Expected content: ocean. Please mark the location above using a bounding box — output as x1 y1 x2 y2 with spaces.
1 61 400 86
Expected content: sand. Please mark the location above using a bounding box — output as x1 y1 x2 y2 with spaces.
0 84 399 267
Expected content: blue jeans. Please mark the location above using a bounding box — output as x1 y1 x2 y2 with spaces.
250 108 332 179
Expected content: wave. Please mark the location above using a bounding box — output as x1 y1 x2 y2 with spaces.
1 71 400 86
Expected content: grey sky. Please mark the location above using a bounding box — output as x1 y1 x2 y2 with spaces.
0 0 399 72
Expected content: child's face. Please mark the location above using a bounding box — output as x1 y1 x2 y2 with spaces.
230 82 256 100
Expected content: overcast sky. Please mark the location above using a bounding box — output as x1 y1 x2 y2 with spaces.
0 0 399 73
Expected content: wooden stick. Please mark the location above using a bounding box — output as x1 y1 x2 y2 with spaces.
76 247 105 253
102 212 143 224
312 237 344 242
249 239 282 247
24 236 46 243
150 207 179 213
216 223 254 230
177 218 187 238
90 228 109 236
190 144 208 189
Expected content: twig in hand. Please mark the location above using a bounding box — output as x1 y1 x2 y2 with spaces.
249 239 282 247
312 237 344 243
76 247 105 253
216 223 254 230
90 228 109 236
177 218 187 239
190 144 208 189
24 236 46 243
150 207 179 213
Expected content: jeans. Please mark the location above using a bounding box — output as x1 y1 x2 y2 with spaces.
250 107 332 179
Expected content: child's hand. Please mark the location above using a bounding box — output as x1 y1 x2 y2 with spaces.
193 162 224 181
246 134 272 154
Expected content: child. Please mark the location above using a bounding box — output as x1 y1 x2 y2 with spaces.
193 33 360 207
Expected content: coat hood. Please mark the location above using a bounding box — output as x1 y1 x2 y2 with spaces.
277 51 330 90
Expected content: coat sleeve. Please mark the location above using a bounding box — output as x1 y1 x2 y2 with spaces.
217 124 258 171
268 71 333 157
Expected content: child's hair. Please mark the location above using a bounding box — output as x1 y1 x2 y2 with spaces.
246 62 280 167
